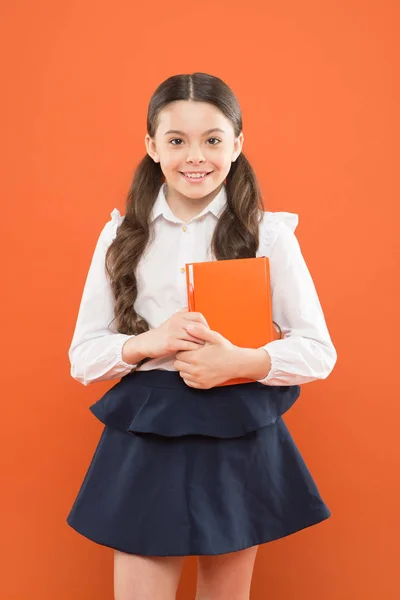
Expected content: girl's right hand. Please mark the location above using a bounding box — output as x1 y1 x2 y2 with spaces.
137 309 210 360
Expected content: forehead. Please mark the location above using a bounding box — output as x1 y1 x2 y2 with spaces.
156 101 233 135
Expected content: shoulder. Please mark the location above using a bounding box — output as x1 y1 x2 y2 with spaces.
257 210 299 256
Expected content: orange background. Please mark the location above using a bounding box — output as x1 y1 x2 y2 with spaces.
1 1 398 598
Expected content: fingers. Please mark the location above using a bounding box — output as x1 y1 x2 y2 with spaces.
173 308 209 328
179 327 205 345
175 365 198 386
174 360 191 373
184 322 220 345
165 311 208 348
181 377 202 388
177 341 204 352
180 330 205 345
182 312 209 327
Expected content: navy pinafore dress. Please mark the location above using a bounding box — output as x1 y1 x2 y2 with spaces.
66 369 331 556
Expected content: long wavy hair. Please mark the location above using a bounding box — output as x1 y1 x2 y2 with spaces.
106 72 265 335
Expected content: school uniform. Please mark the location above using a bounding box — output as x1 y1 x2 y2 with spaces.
66 182 337 557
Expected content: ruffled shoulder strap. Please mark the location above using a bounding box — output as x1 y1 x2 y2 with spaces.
107 208 125 241
258 210 299 255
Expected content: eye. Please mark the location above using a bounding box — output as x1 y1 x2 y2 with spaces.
169 138 222 146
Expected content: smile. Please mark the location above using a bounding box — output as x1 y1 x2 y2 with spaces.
180 172 213 182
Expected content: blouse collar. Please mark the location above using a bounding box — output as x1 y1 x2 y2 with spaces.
150 182 227 224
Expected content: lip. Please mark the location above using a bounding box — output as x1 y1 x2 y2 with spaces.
179 171 213 183
180 171 213 175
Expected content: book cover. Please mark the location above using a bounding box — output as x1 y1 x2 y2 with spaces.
185 256 279 386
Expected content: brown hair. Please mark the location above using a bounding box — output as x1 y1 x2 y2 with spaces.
106 72 265 335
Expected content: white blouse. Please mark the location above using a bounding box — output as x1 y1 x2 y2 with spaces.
69 183 337 387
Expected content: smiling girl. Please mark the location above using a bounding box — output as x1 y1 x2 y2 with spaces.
66 72 337 600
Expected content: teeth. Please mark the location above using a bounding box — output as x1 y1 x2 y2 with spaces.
184 173 206 178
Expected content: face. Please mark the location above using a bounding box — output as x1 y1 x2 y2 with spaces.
145 100 244 201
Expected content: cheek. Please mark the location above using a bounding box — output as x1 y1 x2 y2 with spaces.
160 154 180 171
213 149 234 169
217 156 235 178
155 146 179 169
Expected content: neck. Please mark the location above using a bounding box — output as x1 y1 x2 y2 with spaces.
165 183 223 223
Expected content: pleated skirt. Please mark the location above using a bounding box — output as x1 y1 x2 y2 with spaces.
66 370 331 556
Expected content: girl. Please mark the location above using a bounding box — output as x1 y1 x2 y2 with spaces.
67 72 337 600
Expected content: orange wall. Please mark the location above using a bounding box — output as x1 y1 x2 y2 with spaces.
1 1 398 598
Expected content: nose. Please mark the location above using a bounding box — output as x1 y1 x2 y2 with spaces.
185 144 206 164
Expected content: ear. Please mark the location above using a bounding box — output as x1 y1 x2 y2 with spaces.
145 134 160 163
232 132 244 163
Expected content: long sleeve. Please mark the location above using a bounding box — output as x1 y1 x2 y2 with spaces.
256 215 337 386
68 209 138 386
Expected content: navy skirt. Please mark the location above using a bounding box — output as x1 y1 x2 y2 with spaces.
66 370 331 556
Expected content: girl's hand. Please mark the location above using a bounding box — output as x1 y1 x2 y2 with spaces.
173 322 241 389
138 309 210 360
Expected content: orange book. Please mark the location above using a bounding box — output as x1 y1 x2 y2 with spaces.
185 256 281 386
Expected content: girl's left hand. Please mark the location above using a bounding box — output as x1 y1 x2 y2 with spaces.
174 322 240 388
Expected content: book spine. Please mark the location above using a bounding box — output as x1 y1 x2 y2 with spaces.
262 257 274 341
185 264 195 311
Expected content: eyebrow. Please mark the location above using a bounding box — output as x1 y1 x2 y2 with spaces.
164 128 226 136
